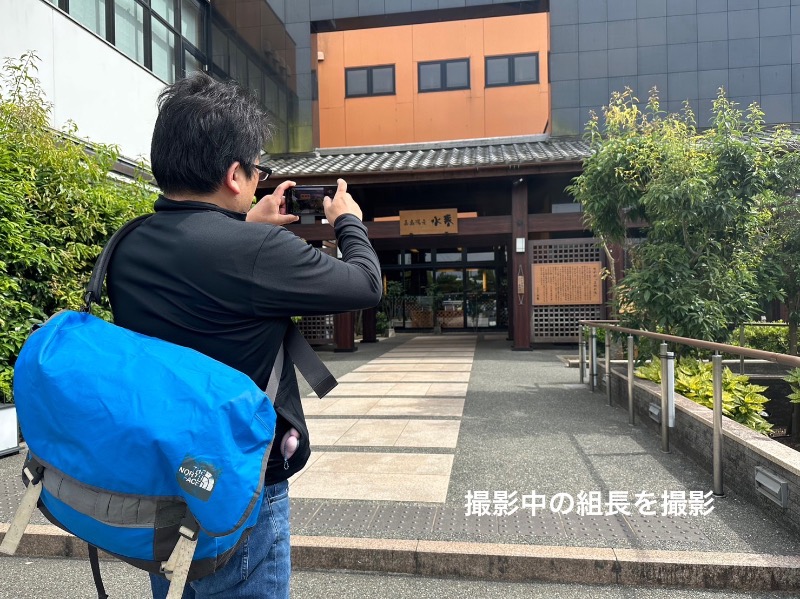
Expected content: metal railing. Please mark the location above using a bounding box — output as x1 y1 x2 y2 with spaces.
579 320 800 498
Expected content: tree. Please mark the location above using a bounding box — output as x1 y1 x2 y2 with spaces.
0 53 154 401
760 189 800 356
568 88 788 346
380 280 404 330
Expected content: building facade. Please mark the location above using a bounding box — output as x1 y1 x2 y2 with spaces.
549 0 800 136
2 0 796 347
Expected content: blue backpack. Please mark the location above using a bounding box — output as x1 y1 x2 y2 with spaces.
0 216 336 599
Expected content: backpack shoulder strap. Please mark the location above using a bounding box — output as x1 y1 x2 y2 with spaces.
285 323 337 398
84 214 152 311
266 324 338 400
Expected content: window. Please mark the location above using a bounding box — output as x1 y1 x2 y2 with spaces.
114 0 145 66
345 65 395 98
211 24 229 71
248 58 263 102
151 16 176 83
181 0 205 49
69 0 107 37
151 0 176 25
485 53 539 87
184 48 203 76
418 59 470 92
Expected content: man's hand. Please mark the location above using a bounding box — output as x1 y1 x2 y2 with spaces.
246 180 299 225
323 178 362 224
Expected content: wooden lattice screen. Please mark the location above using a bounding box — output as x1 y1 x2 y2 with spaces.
530 239 604 343
296 315 335 345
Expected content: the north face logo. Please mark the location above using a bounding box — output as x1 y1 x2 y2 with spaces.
176 457 221 501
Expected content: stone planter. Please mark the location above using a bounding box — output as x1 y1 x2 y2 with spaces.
0 403 20 457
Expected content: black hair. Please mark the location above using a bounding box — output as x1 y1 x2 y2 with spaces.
150 72 270 196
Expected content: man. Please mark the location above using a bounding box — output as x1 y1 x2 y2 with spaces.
107 72 381 598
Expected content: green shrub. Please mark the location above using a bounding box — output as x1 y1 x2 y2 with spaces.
635 356 773 435
0 53 154 402
728 323 789 355
376 312 389 336
786 368 800 405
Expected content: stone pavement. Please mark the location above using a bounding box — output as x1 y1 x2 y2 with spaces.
2 332 800 593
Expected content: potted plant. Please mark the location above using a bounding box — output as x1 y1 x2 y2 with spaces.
381 281 403 336
376 311 390 337
0 369 20 457
426 281 444 335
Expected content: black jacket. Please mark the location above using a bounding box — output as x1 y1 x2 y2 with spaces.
107 196 381 484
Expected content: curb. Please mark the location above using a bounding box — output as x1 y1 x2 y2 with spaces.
3 525 800 592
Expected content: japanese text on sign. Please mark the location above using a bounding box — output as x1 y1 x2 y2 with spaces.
399 209 459 236
464 490 715 517
532 262 603 306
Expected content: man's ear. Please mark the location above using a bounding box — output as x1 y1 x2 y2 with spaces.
225 161 243 195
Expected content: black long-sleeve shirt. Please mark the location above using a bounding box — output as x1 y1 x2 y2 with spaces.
107 196 381 483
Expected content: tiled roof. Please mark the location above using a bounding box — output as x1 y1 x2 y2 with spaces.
267 135 590 178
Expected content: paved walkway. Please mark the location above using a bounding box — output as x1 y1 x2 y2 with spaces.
1 332 799 593
285 334 799 556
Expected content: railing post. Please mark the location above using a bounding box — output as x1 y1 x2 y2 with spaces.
666 351 675 427
627 335 635 425
589 327 597 393
712 352 725 497
579 325 585 385
739 325 745 375
605 330 612 405
660 342 670 453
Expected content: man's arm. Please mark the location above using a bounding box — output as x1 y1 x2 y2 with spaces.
249 181 381 317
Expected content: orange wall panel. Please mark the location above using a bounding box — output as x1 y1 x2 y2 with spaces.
316 12 550 147
414 92 484 141
483 13 549 57
343 97 409 147
317 32 345 110
319 106 347 148
484 86 550 137
411 19 479 61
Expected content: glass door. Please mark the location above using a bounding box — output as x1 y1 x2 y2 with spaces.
378 246 505 330
435 269 465 329
466 268 497 328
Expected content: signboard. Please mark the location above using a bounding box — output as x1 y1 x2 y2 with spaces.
399 209 458 235
532 262 603 306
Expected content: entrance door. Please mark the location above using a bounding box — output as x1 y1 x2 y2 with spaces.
435 269 464 329
466 268 497 328
379 247 506 330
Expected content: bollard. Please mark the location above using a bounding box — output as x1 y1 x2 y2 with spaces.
589 327 597 393
712 353 725 497
584 332 590 385
739 325 745 375
627 335 635 425
605 331 612 405
659 343 670 453
579 326 585 385
666 351 675 428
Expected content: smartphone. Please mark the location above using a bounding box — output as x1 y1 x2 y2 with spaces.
287 185 336 217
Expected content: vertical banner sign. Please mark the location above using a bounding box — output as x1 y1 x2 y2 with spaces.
399 209 459 235
532 262 603 306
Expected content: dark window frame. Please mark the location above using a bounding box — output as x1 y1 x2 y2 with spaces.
57 0 204 83
484 52 539 88
345 64 396 98
417 58 470 93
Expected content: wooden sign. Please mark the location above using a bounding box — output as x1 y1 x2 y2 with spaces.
532 262 603 306
399 209 458 235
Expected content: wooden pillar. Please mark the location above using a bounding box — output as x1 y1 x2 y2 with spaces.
511 179 531 350
334 312 356 352
362 307 378 343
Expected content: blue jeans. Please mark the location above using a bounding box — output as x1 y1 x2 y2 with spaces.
150 480 291 599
